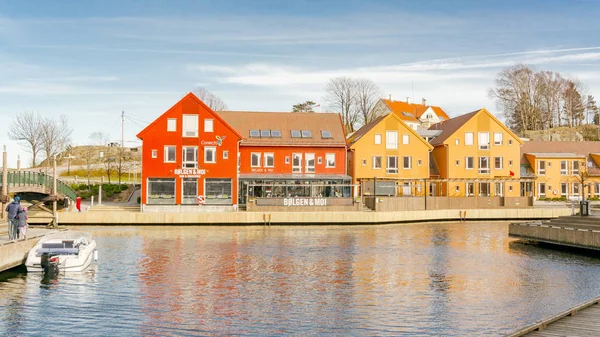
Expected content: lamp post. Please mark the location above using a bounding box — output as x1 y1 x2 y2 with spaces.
64 154 76 176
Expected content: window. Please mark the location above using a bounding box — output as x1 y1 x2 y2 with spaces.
455 160 460 166
494 132 503 145
258 130 269 138
251 153 261 167
182 114 198 137
494 157 503 170
508 140 513 145
182 146 198 168
301 130 312 138
291 130 301 138
465 132 474 146
509 160 513 167
223 151 229 159
204 146 216 163
495 182 504 196
182 178 198 205
561 183 568 197
164 146 176 163
263 153 274 167
250 130 260 137
321 130 332 138
151 150 158 158
403 156 412 169
402 134 409 145
373 156 382 169
204 119 214 132
479 182 490 196
560 160 568 175
305 153 315 173
465 157 474 170
466 182 474 197
572 161 580 175
479 157 490 174
386 156 398 174
205 178 232 205
595 183 600 196
147 178 175 205
318 157 322 164
538 161 546 175
539 183 546 197
271 130 282 138
292 153 302 172
548 162 552 167
167 118 177 132
374 134 382 145
573 183 580 195
386 131 398 149
325 153 336 168
509 185 513 192
455 139 459 145
478 132 490 150
455 185 460 192
285 156 290 164
362 159 367 166
418 159 422 166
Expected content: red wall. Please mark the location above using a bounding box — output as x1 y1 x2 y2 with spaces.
139 94 240 205
239 146 347 175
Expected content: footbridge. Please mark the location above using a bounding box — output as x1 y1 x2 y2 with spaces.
0 171 77 201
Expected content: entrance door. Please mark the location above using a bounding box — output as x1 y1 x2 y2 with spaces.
182 178 198 204
402 182 411 196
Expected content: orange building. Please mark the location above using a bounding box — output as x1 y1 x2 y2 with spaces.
371 97 450 130
137 93 242 211
219 111 350 206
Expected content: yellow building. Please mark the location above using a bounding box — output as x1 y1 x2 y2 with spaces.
521 141 600 200
347 113 433 196
428 108 523 197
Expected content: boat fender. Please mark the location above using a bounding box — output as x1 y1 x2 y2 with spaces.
94 249 98 261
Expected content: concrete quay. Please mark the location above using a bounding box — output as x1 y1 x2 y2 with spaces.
27 207 572 226
509 216 600 251
0 226 64 272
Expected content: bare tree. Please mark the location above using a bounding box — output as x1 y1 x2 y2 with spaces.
103 145 115 184
192 87 228 111
325 77 360 133
8 111 43 166
562 80 585 127
354 78 382 125
40 115 72 166
82 144 96 188
89 132 110 146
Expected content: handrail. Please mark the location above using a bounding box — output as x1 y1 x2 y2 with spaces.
3 171 77 200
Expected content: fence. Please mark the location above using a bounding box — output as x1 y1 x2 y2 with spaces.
2 171 77 200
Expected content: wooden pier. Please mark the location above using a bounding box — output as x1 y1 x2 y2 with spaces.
0 225 63 272
509 216 600 251
508 296 600 336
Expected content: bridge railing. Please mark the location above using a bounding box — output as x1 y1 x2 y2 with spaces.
3 171 78 200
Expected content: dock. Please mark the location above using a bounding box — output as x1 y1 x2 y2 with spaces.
509 216 600 251
0 225 63 272
508 296 600 336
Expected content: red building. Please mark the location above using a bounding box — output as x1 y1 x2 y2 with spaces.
137 93 242 211
218 111 351 206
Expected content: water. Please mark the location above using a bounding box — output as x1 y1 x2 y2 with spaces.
1 222 600 336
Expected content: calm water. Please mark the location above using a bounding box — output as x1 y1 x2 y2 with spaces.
1 222 600 336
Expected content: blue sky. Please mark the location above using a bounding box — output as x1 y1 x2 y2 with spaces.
2 0 600 167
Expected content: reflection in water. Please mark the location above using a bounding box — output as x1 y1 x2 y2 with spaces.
0 222 600 336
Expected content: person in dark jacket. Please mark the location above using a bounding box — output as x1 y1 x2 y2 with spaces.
17 207 28 240
5 196 22 240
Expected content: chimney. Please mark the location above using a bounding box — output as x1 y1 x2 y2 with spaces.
406 96 410 103
422 98 427 106
389 94 392 101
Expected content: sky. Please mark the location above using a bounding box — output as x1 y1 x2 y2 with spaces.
2 0 600 168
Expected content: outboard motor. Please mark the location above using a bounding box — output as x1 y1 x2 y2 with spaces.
40 252 60 276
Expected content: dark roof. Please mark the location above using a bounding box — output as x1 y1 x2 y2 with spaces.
427 110 480 146
521 141 600 165
347 114 387 146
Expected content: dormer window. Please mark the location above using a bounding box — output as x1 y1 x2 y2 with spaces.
260 130 271 137
291 130 301 138
249 130 260 137
321 130 332 139
301 130 312 138
271 130 282 137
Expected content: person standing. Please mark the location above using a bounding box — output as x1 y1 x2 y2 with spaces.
17 207 28 240
76 196 82 212
5 196 22 240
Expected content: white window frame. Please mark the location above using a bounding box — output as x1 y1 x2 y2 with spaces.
560 160 568 175
386 156 398 174
538 160 546 175
495 182 504 197
151 149 158 158
292 153 302 173
479 182 490 196
164 146 176 163
455 139 460 145
374 134 382 145
386 131 398 149
223 150 229 159
572 161 580 175
167 118 177 132
465 157 474 170
561 183 568 197
325 153 336 168
204 119 214 133
402 134 409 145
372 156 382 169
466 182 474 197
402 156 412 169
305 153 315 173
182 146 198 169
204 146 216 164
494 132 503 146
478 132 490 150
182 114 199 137
539 183 546 197
479 157 490 174
573 183 580 196
264 153 275 168
494 157 503 170
465 132 474 146
251 153 261 168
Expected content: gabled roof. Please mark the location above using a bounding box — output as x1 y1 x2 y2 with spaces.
218 111 346 147
348 112 433 150
428 108 523 147
520 141 600 165
381 98 449 122
136 92 242 140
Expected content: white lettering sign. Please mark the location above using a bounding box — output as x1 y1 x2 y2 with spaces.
174 168 208 178
283 198 327 206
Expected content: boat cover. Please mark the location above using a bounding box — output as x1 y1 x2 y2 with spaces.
37 248 79 255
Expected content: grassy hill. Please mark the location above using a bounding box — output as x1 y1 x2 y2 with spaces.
38 145 141 167
523 125 600 141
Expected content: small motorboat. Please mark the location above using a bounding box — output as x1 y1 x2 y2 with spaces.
25 231 98 273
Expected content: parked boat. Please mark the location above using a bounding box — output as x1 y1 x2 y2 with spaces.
25 231 97 273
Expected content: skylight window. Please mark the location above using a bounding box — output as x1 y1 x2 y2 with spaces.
271 130 282 137
402 112 414 117
249 130 260 137
260 130 271 137
321 130 332 139
301 130 312 138
291 130 301 138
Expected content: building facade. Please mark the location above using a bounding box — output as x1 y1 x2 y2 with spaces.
428 108 524 197
137 93 242 211
347 113 433 196
371 98 450 130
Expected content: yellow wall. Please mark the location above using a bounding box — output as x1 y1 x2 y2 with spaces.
526 156 600 199
430 109 522 197
349 114 432 186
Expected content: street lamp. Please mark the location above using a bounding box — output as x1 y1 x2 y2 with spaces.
64 154 76 176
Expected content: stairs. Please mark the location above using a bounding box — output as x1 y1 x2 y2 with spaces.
539 215 600 231
87 205 140 213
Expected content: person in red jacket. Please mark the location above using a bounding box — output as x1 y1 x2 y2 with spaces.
76 196 82 212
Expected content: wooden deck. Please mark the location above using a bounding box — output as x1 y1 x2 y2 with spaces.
508 297 600 336
509 216 600 251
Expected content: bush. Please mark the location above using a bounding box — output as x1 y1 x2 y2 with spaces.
120 184 129 191
78 184 89 191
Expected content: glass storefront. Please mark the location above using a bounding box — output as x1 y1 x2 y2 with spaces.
182 178 198 204
148 178 176 204
240 179 351 205
205 178 232 205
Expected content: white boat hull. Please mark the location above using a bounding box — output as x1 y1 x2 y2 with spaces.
25 231 97 273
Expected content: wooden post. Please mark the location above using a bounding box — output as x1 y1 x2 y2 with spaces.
99 176 103 205
1 145 7 219
53 155 58 227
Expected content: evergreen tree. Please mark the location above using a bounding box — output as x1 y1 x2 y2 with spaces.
292 101 317 113
585 95 599 125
